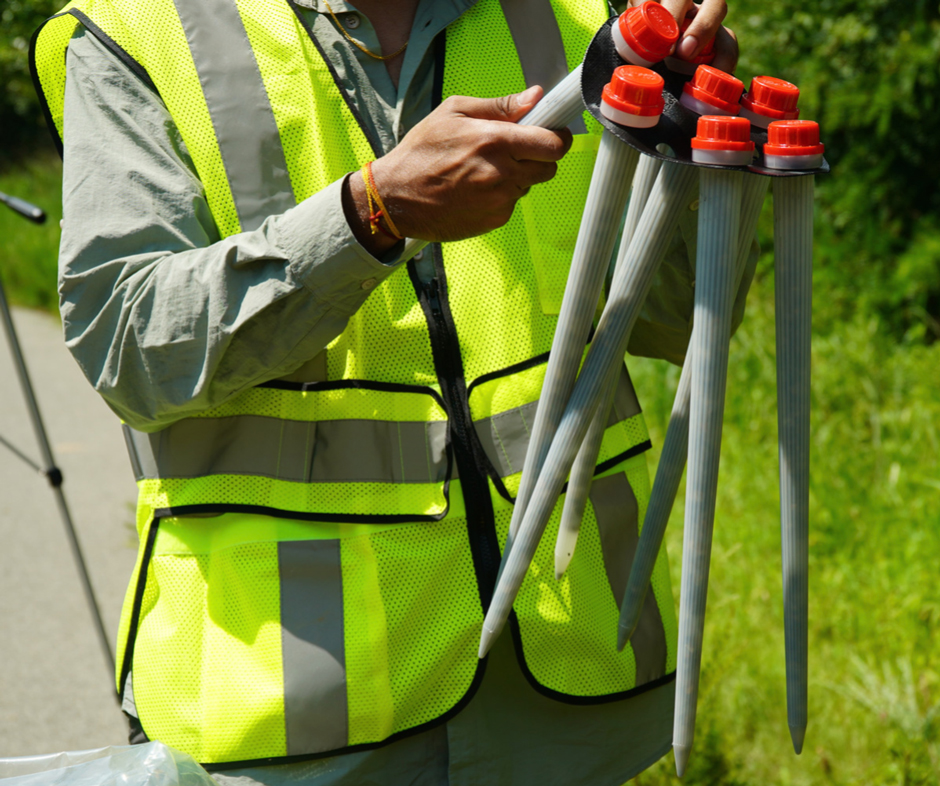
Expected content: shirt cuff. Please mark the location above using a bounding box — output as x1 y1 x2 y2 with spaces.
275 177 409 316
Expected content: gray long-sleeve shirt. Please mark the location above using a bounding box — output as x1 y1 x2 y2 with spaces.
59 0 751 434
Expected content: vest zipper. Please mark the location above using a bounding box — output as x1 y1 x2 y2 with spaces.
411 250 502 611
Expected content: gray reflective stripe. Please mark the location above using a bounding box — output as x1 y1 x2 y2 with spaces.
473 365 641 477
125 367 641 484
499 0 587 134
172 0 295 232
279 540 348 754
589 473 667 684
124 417 449 484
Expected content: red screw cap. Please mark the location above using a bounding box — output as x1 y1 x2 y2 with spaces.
681 65 744 115
692 115 754 151
603 66 666 116
741 76 800 121
764 120 824 156
601 66 665 127
616 1 680 65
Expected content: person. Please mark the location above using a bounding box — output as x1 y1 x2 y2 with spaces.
31 0 746 782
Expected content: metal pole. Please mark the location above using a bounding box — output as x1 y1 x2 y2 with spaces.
774 173 814 755
0 272 116 682
502 134 639 555
554 153 662 578
617 174 769 649
480 160 698 657
673 167 742 778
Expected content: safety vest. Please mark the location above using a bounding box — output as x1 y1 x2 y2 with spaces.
32 0 678 767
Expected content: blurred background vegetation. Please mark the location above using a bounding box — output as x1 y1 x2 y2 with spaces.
1 0 938 783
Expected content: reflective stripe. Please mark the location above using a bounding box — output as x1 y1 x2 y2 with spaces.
172 0 294 232
473 365 641 477
124 417 449 484
590 473 667 684
499 0 587 133
125 367 642 485
279 540 348 754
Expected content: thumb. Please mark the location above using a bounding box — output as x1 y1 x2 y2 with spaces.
460 85 543 122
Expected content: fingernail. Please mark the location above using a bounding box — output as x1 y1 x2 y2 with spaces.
518 85 540 104
678 35 698 60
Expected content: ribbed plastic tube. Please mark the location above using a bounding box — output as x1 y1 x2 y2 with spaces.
400 67 586 265
518 64 585 130
773 174 814 756
555 153 664 578
617 174 769 649
672 168 743 778
503 134 639 553
481 161 698 657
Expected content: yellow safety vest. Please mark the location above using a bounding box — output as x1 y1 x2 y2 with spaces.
32 0 678 766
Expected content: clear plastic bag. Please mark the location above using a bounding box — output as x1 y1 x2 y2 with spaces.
0 742 219 786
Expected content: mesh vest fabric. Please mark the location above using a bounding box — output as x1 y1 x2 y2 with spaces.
32 0 678 766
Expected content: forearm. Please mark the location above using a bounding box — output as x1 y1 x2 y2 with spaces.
61 30 403 432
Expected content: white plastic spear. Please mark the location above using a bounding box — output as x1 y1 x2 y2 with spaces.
518 65 584 130
481 160 698 658
617 174 769 649
554 153 663 578
673 167 743 778
501 134 640 555
400 67 587 264
773 173 814 755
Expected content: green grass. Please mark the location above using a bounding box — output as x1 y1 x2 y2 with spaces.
3 157 939 784
0 155 63 312
628 202 940 785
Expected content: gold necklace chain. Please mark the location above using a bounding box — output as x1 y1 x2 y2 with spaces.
322 0 409 61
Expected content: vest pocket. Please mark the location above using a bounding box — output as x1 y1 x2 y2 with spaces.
125 512 485 765
127 382 453 522
520 133 602 316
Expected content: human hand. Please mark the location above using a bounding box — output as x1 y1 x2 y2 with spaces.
630 0 738 72
356 86 572 245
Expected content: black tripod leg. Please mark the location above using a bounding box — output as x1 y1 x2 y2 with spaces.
0 273 117 688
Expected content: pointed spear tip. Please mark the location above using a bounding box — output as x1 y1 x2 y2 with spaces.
477 629 493 659
554 550 572 580
673 743 691 778
616 626 629 652
789 724 806 755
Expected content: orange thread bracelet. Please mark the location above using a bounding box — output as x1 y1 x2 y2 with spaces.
361 162 403 240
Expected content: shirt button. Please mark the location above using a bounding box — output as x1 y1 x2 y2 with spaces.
360 277 377 290
689 199 700 211
413 250 424 261
344 13 360 29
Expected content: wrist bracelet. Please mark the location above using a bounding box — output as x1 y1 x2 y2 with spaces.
361 161 404 240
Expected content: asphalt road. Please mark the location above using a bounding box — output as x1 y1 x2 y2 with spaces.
0 306 137 757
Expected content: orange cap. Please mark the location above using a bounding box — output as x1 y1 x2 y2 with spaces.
741 76 800 120
691 115 754 152
618 1 680 63
602 66 666 116
682 65 744 115
764 120 824 156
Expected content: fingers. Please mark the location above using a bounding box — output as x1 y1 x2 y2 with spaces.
513 159 559 189
710 24 738 73
500 123 572 163
449 86 543 123
659 0 693 22
676 0 727 61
